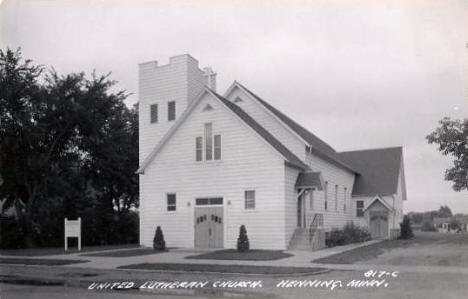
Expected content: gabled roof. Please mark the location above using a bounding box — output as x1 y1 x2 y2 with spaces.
137 87 309 174
210 92 309 170
337 147 403 196
363 195 393 212
232 82 358 174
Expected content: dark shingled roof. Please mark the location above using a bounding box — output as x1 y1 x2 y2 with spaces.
296 172 323 190
210 91 309 170
337 147 403 196
236 82 358 174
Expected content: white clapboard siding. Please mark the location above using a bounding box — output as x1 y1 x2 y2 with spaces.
140 92 287 250
138 55 207 165
352 194 401 230
225 86 306 161
284 166 300 247
306 153 356 231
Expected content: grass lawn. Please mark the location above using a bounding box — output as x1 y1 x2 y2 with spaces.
0 244 139 257
118 262 326 275
0 258 89 266
312 232 468 265
82 248 170 257
312 239 406 264
186 249 293 261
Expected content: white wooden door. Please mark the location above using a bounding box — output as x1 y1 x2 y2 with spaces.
370 211 388 239
194 207 223 248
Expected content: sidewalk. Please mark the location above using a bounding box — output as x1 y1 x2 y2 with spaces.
1 240 381 270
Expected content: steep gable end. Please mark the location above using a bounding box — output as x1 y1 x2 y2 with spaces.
137 87 308 173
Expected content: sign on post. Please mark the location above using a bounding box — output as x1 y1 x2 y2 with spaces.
64 217 81 251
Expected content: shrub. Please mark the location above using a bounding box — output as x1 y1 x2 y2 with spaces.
0 216 27 249
326 222 371 248
343 222 371 243
449 219 460 231
115 211 139 244
399 215 414 239
325 229 348 247
237 225 249 252
153 226 166 251
421 221 436 232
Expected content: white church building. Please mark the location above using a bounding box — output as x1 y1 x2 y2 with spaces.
137 54 407 250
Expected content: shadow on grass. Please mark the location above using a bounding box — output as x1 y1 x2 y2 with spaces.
0 244 140 257
82 248 171 257
0 258 89 266
186 249 293 261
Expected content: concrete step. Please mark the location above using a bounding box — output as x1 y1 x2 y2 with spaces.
289 227 326 251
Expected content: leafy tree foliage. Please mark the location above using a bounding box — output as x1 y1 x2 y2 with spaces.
449 218 460 231
0 48 138 247
399 215 414 239
427 117 468 192
407 206 453 225
421 221 436 232
438 205 453 218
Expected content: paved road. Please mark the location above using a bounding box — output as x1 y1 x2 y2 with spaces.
2 265 468 299
2 233 468 298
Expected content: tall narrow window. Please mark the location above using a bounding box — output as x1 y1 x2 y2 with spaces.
245 190 255 209
167 193 176 211
344 187 347 212
168 101 176 121
335 185 338 211
356 200 364 217
195 137 203 161
309 190 314 209
324 181 328 210
214 135 221 160
205 123 212 160
150 104 158 123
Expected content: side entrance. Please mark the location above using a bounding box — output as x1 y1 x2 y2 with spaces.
369 211 388 239
194 199 224 248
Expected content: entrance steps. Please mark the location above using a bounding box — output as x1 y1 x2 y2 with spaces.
288 227 326 251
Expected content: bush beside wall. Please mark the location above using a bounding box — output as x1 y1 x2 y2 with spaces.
325 222 371 248
153 226 166 251
237 225 249 252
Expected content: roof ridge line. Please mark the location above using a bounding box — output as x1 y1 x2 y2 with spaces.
338 146 403 154
209 90 309 170
235 81 338 152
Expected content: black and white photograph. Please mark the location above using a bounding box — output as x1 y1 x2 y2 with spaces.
0 0 467 298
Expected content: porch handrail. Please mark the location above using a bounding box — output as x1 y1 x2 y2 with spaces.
308 213 323 241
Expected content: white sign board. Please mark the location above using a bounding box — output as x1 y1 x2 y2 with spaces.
64 217 81 251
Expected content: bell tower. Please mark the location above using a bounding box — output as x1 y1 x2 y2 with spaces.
138 55 216 165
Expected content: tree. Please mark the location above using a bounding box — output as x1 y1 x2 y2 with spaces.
0 48 138 247
449 219 460 231
399 215 414 239
421 221 436 232
237 225 250 252
437 205 453 218
427 117 468 191
153 226 165 251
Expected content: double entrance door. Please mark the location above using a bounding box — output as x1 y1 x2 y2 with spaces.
369 211 388 239
194 206 223 248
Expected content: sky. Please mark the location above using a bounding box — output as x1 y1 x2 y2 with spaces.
1 0 467 213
